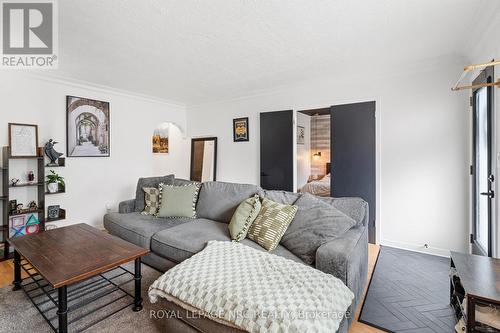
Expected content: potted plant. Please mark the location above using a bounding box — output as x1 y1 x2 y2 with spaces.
46 170 65 193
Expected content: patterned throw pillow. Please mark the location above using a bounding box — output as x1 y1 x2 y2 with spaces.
228 194 262 241
247 197 298 251
157 183 201 218
142 187 160 215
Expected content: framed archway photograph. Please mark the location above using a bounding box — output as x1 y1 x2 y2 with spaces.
66 96 110 157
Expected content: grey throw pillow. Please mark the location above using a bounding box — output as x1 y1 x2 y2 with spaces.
157 183 201 218
261 190 302 205
135 174 174 212
281 193 356 265
197 181 261 223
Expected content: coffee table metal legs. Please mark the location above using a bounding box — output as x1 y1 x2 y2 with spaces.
12 250 21 291
133 257 143 312
57 286 68 333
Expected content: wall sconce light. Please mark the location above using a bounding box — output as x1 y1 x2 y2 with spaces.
313 152 322 160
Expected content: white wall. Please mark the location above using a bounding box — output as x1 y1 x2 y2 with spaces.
188 57 470 255
296 113 311 189
0 73 190 229
466 7 500 257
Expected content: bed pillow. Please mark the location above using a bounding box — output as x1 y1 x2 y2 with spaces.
228 194 262 241
157 183 201 218
142 187 160 215
135 174 174 212
247 197 298 251
281 193 356 265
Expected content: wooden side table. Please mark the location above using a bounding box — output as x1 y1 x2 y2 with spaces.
450 251 500 332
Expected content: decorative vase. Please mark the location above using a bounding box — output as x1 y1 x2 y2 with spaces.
47 182 59 193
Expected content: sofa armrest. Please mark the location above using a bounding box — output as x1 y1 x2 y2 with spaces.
315 226 368 325
119 199 136 214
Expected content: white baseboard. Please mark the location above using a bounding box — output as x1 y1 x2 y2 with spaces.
380 239 451 258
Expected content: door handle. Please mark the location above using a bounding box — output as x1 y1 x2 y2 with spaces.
480 191 495 198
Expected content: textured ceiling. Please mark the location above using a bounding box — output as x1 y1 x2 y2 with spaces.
55 0 499 104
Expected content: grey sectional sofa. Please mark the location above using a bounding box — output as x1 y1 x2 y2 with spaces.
103 178 368 333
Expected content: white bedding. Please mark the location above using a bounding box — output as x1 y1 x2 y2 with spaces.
149 240 354 333
300 174 331 197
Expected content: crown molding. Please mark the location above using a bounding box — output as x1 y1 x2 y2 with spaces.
9 71 187 108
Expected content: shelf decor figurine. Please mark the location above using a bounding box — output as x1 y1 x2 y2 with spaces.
10 178 19 186
15 203 24 214
27 171 35 183
46 170 65 193
9 200 17 214
28 201 38 210
44 139 64 166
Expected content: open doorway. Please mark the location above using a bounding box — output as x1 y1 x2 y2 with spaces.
297 108 332 197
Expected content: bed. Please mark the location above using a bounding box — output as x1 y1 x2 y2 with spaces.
299 174 331 197
299 163 331 197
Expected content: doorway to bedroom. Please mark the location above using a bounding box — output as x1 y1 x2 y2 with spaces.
297 108 332 197
296 102 376 243
259 102 377 243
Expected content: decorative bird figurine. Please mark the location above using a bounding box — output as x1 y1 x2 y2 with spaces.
44 139 63 166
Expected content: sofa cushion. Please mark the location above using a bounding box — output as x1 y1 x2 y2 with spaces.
103 212 189 249
247 197 298 251
142 187 160 215
135 174 174 212
281 193 356 265
151 219 304 264
262 190 301 205
196 181 260 223
158 183 201 218
318 197 368 226
228 194 261 241
173 178 200 186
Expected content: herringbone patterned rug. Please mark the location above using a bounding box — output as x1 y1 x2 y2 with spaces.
359 246 456 333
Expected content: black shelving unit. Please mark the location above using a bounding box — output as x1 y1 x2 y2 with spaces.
44 163 66 227
1 146 45 261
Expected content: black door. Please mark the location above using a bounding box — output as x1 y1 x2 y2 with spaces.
260 110 294 191
331 102 376 243
472 66 494 257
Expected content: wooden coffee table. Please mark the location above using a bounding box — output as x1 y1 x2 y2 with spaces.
8 223 149 333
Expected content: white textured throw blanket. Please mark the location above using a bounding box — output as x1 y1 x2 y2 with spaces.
149 241 354 333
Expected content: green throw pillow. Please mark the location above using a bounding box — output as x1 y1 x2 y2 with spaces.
228 194 262 241
158 183 201 218
247 197 298 251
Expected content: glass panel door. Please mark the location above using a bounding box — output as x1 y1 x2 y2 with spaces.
472 67 494 257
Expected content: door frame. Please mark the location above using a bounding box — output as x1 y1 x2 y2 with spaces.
471 66 495 257
293 97 382 244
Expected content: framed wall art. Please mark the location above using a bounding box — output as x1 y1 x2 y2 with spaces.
153 123 169 154
297 125 305 145
67 96 110 157
233 117 249 142
8 123 39 157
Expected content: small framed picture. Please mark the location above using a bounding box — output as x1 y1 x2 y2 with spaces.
233 117 249 142
48 205 60 219
297 126 305 145
8 123 39 157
